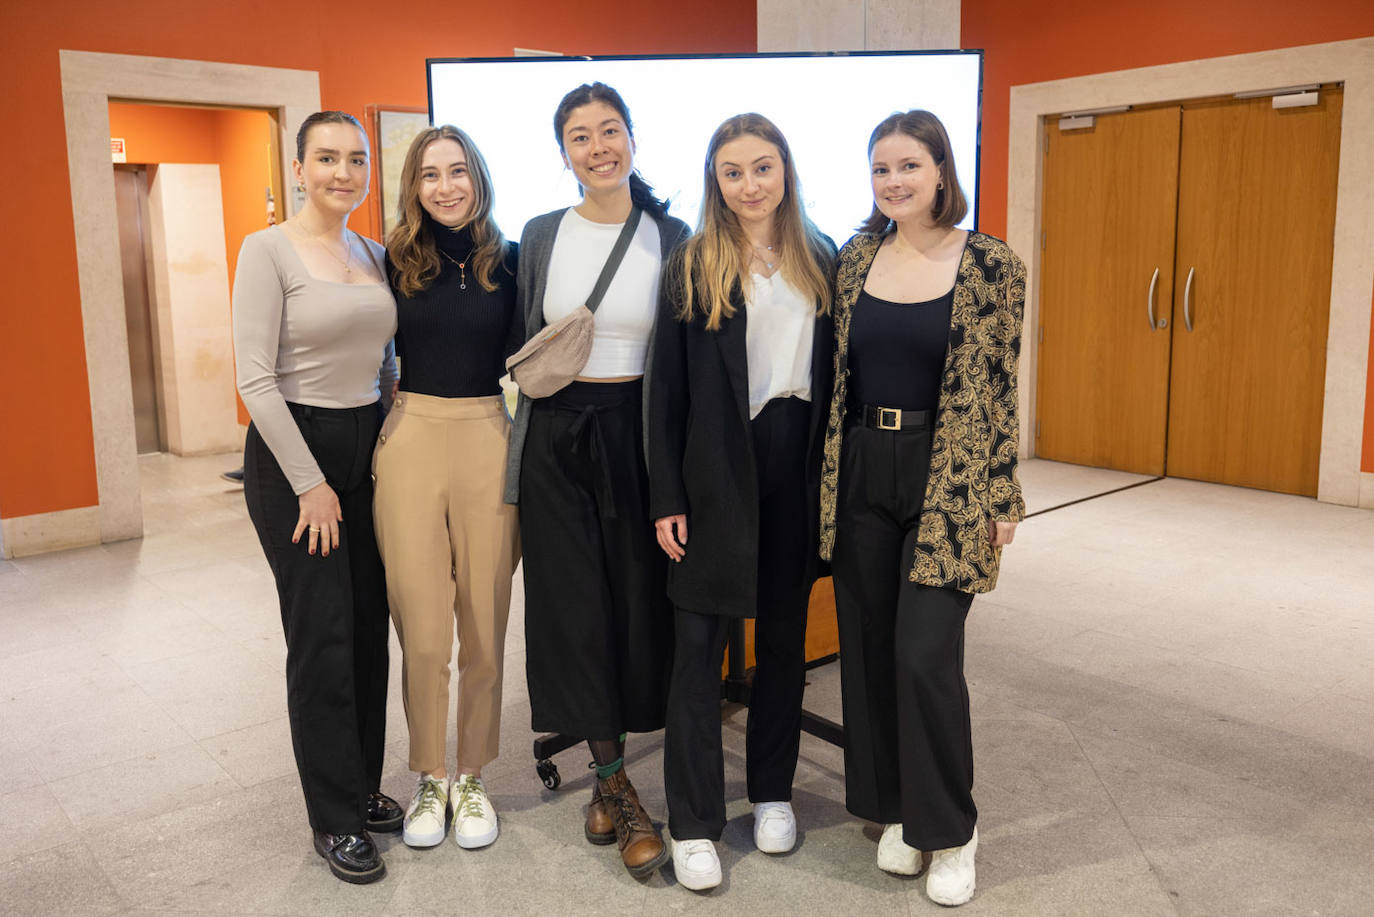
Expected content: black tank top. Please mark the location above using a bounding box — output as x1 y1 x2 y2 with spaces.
848 287 952 411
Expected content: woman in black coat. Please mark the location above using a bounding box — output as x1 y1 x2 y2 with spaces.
647 113 835 891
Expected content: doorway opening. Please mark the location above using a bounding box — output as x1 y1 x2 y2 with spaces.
59 49 318 547
108 101 285 480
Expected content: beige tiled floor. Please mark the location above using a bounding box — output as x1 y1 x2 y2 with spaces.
2 454 1372 915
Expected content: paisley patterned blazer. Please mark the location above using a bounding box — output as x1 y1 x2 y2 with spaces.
818 231 1026 594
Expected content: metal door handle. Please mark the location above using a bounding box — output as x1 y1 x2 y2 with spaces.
1183 267 1195 331
1147 268 1159 331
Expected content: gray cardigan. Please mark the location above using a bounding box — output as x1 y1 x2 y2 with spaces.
503 207 692 504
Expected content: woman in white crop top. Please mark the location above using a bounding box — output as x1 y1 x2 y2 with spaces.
232 111 400 885
646 113 835 891
506 82 689 880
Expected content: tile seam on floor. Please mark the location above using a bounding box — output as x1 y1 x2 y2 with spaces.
1064 721 1184 917
1060 709 1351 819
1025 476 1166 519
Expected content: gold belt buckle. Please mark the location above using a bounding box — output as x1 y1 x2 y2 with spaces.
877 407 901 430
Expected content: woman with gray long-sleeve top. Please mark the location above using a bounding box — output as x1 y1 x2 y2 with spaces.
232 110 402 886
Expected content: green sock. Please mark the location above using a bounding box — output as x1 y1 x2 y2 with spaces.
596 757 624 780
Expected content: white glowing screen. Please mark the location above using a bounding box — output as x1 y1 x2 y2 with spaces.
427 52 981 245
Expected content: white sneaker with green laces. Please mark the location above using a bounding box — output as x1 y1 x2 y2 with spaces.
451 774 499 849
402 775 448 848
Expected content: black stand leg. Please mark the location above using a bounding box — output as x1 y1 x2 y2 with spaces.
722 618 844 747
533 619 844 790
532 732 582 789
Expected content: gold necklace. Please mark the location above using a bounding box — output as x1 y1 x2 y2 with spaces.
438 247 477 290
292 223 354 277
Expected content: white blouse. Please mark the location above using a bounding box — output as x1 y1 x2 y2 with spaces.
744 272 815 419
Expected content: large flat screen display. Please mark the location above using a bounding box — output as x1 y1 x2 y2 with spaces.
427 51 981 246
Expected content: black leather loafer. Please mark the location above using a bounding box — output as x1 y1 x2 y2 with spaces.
366 792 404 833
313 830 386 884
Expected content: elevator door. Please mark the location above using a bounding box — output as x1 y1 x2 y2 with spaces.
114 166 163 454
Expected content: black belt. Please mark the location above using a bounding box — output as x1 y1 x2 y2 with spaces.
853 405 933 431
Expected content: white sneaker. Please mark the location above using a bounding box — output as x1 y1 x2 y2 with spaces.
753 801 796 854
926 826 977 906
402 775 448 848
877 823 922 875
450 774 499 849
672 838 722 890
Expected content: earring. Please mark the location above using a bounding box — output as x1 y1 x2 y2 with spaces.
937 181 944 190
296 181 305 192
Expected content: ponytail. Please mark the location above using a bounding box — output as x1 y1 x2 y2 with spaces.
628 172 669 219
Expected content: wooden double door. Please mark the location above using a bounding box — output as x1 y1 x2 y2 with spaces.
1035 88 1343 496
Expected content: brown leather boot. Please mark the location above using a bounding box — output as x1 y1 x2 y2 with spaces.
585 781 615 845
597 769 668 877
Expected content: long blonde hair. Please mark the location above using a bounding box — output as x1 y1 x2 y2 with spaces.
678 114 832 331
386 125 508 297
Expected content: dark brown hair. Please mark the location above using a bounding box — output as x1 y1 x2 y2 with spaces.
385 125 508 297
553 82 669 219
295 111 367 162
859 109 968 233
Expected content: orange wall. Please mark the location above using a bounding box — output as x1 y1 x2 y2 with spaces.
107 102 275 426
107 104 220 163
0 0 755 520
962 0 1374 473
216 108 278 426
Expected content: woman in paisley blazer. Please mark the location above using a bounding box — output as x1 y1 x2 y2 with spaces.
817 110 1025 908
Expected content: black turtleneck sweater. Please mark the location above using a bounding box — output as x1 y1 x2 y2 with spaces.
387 216 521 398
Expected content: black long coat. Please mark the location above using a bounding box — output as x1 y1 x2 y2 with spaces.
647 245 836 618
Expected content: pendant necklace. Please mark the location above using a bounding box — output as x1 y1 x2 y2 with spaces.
439 247 476 290
305 228 354 277
752 241 778 271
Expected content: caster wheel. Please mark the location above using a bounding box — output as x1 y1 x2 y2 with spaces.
536 758 561 790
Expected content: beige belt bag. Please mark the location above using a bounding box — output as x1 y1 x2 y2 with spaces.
507 207 643 399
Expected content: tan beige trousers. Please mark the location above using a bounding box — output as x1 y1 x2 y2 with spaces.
372 392 520 774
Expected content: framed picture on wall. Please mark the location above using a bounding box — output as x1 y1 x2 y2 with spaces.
366 105 430 240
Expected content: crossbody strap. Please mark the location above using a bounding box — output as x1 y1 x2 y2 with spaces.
584 206 643 314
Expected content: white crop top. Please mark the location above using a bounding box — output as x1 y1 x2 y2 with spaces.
744 272 815 419
542 208 663 377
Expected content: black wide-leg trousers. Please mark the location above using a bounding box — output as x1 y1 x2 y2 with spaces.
664 396 812 841
830 419 977 852
521 380 672 739
244 402 389 835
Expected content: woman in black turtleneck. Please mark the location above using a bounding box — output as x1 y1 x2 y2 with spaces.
374 125 521 852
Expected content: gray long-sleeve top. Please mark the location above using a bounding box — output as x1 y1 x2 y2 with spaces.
232 226 398 495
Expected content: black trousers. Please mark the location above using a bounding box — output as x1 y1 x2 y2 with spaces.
830 419 977 852
521 380 672 739
664 396 812 841
243 402 390 835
